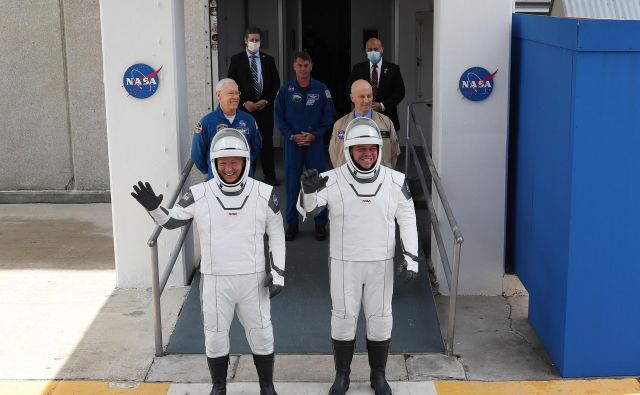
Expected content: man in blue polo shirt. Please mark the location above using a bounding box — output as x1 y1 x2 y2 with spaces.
274 51 335 241
191 78 262 179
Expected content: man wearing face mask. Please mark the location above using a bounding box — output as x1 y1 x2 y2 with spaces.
346 37 405 134
228 27 281 186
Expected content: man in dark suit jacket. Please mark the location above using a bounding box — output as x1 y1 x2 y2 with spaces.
346 37 405 132
228 27 281 186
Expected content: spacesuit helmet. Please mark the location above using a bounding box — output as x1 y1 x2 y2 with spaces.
210 128 251 192
343 117 383 180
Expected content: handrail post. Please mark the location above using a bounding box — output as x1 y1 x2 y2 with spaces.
149 242 163 357
446 240 462 356
405 105 411 174
406 100 463 357
145 158 195 358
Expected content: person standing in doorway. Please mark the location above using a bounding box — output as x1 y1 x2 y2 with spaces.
274 51 335 241
191 78 262 180
347 37 405 133
228 27 281 186
329 79 400 169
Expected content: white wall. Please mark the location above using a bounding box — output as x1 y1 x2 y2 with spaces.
100 0 190 288
432 0 512 295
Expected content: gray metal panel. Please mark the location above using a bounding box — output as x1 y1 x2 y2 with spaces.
613 0 640 19
552 0 640 19
514 0 552 14
567 0 617 18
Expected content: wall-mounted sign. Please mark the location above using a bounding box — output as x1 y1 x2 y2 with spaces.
123 63 162 99
459 67 497 102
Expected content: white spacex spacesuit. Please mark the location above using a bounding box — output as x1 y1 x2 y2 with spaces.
298 121 418 341
148 129 285 358
297 117 418 395
134 128 285 395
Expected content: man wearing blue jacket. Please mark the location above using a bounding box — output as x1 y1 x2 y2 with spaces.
191 78 262 180
275 51 335 241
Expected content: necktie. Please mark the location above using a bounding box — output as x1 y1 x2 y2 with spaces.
250 55 261 99
371 63 379 101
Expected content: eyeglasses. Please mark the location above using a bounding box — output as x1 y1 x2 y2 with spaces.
225 91 241 97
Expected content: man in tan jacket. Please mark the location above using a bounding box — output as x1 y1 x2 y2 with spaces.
329 79 400 169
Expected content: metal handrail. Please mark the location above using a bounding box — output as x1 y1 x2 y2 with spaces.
405 101 464 356
147 158 195 356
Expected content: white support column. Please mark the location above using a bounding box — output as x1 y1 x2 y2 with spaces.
100 0 190 288
432 0 512 295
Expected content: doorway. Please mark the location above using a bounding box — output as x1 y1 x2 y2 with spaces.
300 0 351 118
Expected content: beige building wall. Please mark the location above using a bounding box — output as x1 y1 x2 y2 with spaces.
0 0 208 200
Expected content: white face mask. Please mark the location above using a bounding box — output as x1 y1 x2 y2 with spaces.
247 41 260 53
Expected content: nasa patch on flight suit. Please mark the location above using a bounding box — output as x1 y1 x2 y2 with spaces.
292 93 302 103
306 94 319 106
217 123 228 131
194 122 202 134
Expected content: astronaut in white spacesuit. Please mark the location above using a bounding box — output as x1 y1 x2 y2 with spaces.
298 117 419 395
131 128 285 395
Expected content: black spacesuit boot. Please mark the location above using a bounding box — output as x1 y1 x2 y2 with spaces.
253 353 278 395
328 339 356 395
367 339 392 395
207 355 229 395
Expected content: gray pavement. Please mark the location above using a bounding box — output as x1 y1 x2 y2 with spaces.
0 203 559 387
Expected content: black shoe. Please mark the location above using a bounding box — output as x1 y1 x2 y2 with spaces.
207 355 229 395
264 177 281 186
367 339 392 395
285 224 298 241
329 339 355 395
254 353 278 395
314 227 327 241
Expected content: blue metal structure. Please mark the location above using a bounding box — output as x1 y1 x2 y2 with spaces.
510 14 640 377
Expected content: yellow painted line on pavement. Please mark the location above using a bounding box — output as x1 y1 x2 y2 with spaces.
435 378 640 395
0 381 170 395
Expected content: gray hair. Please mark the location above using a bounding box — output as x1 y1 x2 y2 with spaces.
215 78 235 93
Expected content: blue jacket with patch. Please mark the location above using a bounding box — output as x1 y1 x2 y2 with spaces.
191 106 262 179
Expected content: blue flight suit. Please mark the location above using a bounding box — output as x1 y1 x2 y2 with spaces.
274 78 335 228
191 106 262 180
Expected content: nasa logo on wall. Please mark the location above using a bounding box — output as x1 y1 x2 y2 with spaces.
123 63 163 99
459 67 497 102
